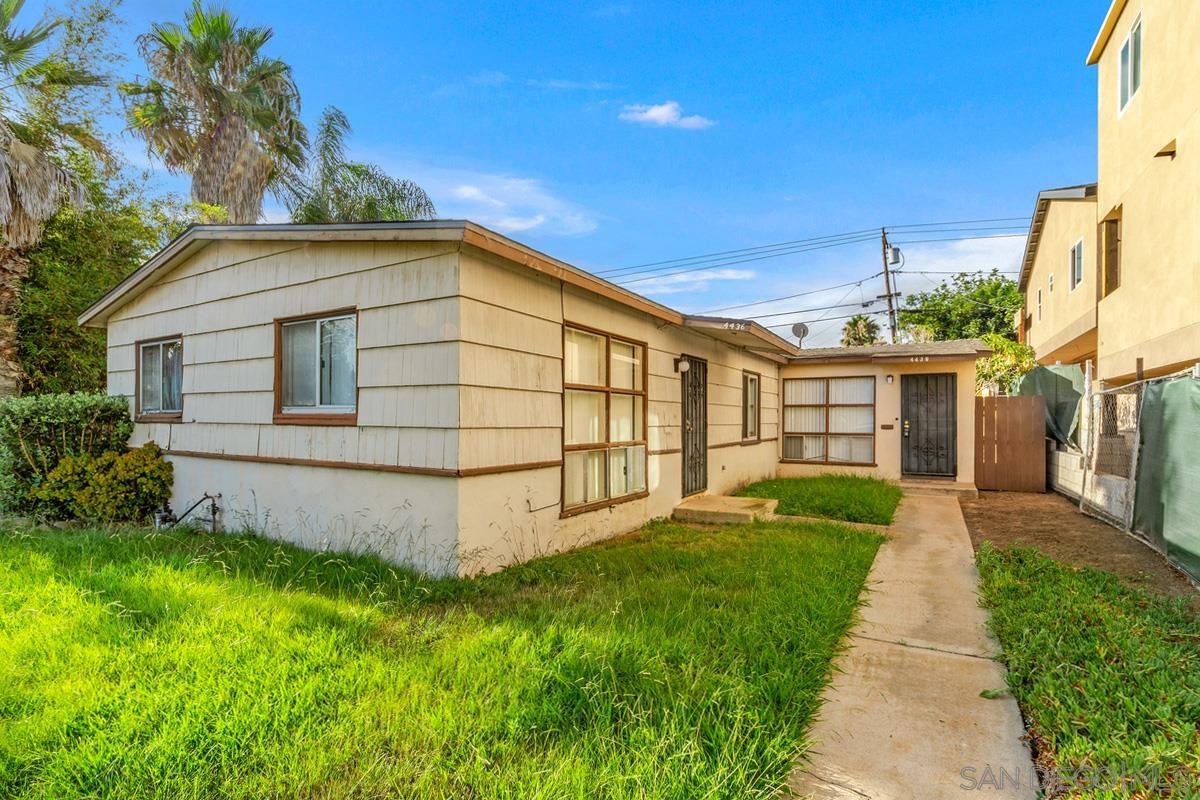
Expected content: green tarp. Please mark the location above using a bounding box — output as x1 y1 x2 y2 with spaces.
1015 365 1086 446
1132 378 1200 583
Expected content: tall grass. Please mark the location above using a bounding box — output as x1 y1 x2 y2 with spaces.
977 544 1200 796
736 475 902 525
0 519 881 799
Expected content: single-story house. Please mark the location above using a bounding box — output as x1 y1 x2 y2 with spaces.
79 221 988 575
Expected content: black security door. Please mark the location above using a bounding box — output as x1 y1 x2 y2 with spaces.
901 373 957 477
681 356 708 496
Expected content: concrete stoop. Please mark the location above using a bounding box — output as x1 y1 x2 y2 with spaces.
672 494 777 524
899 478 980 499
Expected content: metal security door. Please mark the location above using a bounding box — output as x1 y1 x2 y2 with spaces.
681 356 708 496
901 373 957 477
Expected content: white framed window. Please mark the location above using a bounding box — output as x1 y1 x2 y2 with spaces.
1069 239 1084 290
138 337 183 416
742 372 760 440
782 376 875 465
563 325 647 512
278 311 357 416
1036 289 1043 322
1119 16 1142 113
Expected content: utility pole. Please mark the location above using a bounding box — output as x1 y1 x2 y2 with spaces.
880 227 899 343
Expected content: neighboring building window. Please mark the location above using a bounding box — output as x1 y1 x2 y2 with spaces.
138 337 183 416
1069 240 1084 290
562 326 647 512
1119 16 1142 112
277 311 357 416
782 376 875 464
1037 289 1043 321
742 371 760 440
1103 217 1121 296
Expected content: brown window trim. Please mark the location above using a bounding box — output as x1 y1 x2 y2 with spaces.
560 321 649 517
781 375 876 467
273 307 359 426
742 369 761 442
134 333 184 423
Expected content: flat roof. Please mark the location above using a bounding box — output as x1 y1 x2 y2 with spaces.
78 220 801 357
1017 184 1097 292
785 338 991 365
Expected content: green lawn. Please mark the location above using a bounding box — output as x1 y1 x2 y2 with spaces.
976 544 1200 796
0 518 881 799
736 475 903 525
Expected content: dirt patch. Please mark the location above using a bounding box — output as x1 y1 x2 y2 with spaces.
960 491 1198 605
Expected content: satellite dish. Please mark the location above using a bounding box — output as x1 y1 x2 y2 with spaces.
791 322 809 346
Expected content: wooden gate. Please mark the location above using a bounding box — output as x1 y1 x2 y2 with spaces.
975 396 1047 492
681 356 708 497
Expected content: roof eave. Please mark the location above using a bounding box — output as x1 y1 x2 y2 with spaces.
1086 0 1129 65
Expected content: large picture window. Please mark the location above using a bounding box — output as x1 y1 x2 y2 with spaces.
562 325 647 512
275 310 357 423
782 376 875 465
138 336 183 418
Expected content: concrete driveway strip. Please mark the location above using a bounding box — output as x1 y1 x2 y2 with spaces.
789 494 1036 799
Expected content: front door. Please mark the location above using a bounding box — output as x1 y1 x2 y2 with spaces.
901 373 957 477
681 356 708 496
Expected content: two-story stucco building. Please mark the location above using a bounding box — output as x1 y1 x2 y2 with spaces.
1021 0 1200 384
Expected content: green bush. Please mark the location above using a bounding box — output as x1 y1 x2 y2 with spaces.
0 392 133 512
35 442 173 523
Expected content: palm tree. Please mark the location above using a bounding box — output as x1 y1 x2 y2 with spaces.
841 314 882 347
121 2 307 223
285 106 434 224
0 0 106 395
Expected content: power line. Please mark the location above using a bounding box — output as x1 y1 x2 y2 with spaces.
699 272 881 314
888 216 1030 229
595 227 880 276
614 235 880 285
887 233 1027 245
738 298 880 321
898 269 1018 275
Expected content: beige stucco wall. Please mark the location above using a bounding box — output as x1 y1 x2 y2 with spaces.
1023 199 1098 365
1094 0 1200 381
776 358 978 485
453 247 781 573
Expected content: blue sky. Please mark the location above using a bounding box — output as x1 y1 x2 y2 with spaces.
41 0 1104 345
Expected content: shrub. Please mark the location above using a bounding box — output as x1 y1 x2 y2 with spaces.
0 392 133 512
35 442 173 523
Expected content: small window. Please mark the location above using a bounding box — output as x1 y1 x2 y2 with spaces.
782 376 875 465
1103 218 1121 296
1069 240 1084 290
1048 274 1054 293
1036 289 1043 322
1119 17 1142 112
563 326 647 512
138 337 183 416
742 372 760 440
278 312 357 417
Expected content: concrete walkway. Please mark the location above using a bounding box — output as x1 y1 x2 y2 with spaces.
789 494 1037 799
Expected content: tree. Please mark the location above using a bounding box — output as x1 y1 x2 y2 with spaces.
898 269 1022 341
0 0 110 396
284 106 434 224
975 333 1037 394
121 2 308 223
841 314 881 346
16 156 198 394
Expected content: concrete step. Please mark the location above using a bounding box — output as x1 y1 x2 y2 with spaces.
899 479 979 499
673 495 778 525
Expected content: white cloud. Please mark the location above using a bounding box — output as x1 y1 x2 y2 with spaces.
623 268 755 295
890 235 1027 296
467 69 510 86
374 161 597 236
527 78 617 91
619 100 715 130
